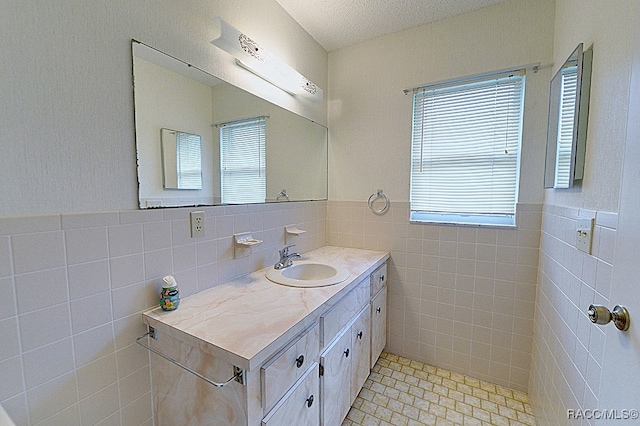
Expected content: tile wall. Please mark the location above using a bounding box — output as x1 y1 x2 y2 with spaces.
327 201 542 391
0 201 326 426
529 204 616 425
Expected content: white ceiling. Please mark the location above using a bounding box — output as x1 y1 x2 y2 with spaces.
275 0 508 52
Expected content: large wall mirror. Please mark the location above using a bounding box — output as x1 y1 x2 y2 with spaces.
132 41 328 208
543 43 593 189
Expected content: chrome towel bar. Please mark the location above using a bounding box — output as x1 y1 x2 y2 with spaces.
136 326 245 387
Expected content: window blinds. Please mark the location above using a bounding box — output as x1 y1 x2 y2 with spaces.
410 71 525 226
176 132 203 189
220 117 266 204
553 65 578 187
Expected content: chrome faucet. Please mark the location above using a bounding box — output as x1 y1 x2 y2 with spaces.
274 244 301 270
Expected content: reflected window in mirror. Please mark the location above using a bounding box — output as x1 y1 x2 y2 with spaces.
219 117 267 204
161 129 203 190
544 43 593 189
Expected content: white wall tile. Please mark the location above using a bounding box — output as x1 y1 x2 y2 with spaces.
142 222 172 252
68 260 110 300
15 268 68 314
107 224 143 257
0 317 21 361
26 371 78 424
73 323 115 367
530 206 617 425
0 201 327 424
23 338 75 388
12 232 66 274
19 304 71 352
33 403 81 426
118 365 151 408
71 292 113 334
78 383 119 426
0 237 12 278
76 354 118 399
0 277 17 321
65 228 108 265
0 356 25 401
109 254 144 289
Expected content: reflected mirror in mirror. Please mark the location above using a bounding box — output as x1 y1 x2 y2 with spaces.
161 128 202 190
544 43 592 189
132 41 328 208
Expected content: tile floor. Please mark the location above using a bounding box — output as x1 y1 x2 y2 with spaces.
343 352 536 426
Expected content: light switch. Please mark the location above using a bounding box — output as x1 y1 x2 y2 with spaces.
576 217 594 254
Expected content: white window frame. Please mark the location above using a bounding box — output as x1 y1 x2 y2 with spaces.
408 69 526 227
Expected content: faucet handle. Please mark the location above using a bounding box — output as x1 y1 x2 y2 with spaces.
280 244 295 257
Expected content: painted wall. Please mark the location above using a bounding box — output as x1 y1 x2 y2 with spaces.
543 1 635 213
326 0 555 391
0 0 327 218
530 1 639 424
327 0 554 205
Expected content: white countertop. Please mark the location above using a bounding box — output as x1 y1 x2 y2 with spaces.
142 246 389 371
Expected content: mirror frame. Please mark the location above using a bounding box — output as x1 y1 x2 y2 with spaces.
543 43 593 189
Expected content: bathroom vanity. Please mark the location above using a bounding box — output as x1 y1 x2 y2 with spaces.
142 246 389 426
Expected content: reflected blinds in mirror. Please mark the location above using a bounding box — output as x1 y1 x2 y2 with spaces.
554 66 578 188
220 117 266 204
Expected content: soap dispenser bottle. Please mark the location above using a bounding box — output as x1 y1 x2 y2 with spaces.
159 275 180 311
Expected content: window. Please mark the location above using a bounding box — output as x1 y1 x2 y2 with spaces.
219 117 266 204
409 69 525 226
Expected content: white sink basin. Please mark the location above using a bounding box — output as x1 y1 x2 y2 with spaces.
266 262 350 288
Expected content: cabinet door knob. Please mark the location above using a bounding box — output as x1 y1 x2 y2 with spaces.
344 348 350 358
295 355 304 368
376 307 381 313
306 395 314 408
357 331 363 339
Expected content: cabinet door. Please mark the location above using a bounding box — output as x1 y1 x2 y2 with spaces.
320 329 351 426
262 363 319 426
350 306 371 405
371 286 387 368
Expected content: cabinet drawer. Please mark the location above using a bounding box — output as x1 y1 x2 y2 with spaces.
370 263 387 296
261 323 320 413
262 363 319 426
320 279 369 347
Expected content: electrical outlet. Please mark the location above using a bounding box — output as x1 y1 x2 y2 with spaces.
190 211 205 238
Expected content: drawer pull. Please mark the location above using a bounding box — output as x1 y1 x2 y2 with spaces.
306 395 314 408
295 355 305 368
357 331 363 339
376 307 381 313
344 348 350 358
380 274 385 282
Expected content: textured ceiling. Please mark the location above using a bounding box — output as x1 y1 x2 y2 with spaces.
275 0 508 51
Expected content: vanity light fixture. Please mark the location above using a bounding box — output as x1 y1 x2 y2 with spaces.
210 17 323 103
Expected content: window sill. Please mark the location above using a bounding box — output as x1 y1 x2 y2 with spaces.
410 211 516 228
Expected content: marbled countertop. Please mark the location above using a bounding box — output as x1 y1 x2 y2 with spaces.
142 246 389 371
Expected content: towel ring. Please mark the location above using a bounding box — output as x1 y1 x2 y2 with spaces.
368 189 389 215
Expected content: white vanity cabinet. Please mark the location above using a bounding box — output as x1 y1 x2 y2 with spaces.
142 247 389 426
318 279 373 426
261 363 320 426
370 263 387 368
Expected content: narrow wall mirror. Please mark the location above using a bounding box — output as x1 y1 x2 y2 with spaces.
132 41 328 208
543 43 593 189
